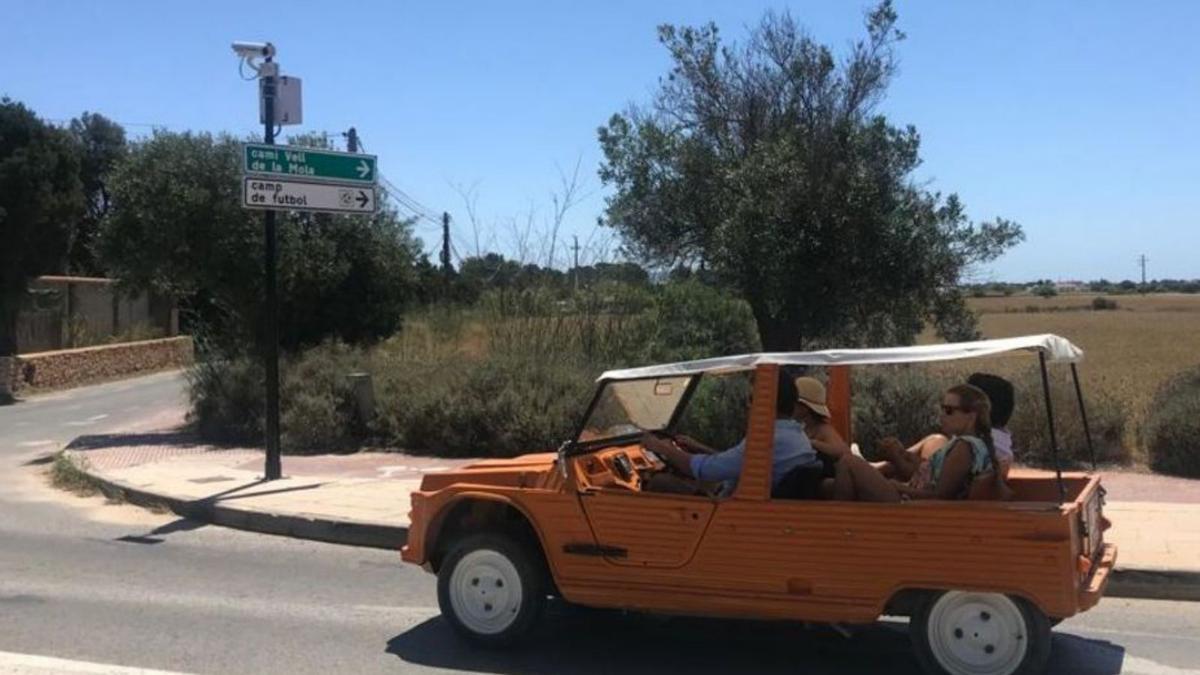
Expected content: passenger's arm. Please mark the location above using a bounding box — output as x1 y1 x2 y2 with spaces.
879 436 921 479
810 426 851 460
894 442 974 500
933 442 975 500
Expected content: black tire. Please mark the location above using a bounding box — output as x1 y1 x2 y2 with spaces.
436 532 546 647
910 591 1052 675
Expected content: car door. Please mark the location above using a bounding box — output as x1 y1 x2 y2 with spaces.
579 488 715 567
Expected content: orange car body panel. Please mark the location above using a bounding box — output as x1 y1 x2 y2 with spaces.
402 363 1115 623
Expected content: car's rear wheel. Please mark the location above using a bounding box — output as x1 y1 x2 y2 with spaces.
911 591 1051 675
437 533 545 647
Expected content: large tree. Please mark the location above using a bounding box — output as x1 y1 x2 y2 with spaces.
67 112 126 275
99 130 422 352
597 3 1022 350
0 98 85 355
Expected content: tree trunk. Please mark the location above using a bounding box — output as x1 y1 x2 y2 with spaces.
0 291 21 357
754 311 804 352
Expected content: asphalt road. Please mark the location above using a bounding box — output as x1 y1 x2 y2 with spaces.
1 373 1198 674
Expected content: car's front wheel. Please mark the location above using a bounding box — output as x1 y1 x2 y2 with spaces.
911 591 1051 675
437 533 546 647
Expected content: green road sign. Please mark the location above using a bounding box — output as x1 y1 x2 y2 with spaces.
243 143 377 185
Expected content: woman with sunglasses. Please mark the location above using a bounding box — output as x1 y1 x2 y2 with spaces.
831 384 1003 502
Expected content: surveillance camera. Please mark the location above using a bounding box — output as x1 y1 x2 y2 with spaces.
231 41 276 59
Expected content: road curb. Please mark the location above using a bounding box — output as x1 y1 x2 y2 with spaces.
70 452 408 550
1108 567 1200 602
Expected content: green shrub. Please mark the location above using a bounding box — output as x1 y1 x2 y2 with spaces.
1033 284 1058 298
674 372 754 451
187 281 764 458
187 340 369 452
1143 367 1200 477
851 366 943 456
1006 367 1128 467
638 280 761 363
370 351 594 457
187 354 264 445
279 341 369 452
1091 296 1119 311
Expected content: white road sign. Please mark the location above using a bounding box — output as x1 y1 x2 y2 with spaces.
242 177 377 214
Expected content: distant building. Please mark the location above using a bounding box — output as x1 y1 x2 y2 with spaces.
1054 280 1086 293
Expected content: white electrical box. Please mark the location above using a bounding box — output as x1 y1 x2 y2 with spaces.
260 75 302 126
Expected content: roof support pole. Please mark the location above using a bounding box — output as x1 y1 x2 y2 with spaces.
1070 363 1097 471
1039 352 1066 502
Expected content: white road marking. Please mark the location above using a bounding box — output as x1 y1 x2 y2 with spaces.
1119 655 1200 675
1076 626 1200 644
0 649 190 674
16 440 56 448
64 414 109 427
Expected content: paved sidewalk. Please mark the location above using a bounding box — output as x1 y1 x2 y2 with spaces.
60 430 1200 600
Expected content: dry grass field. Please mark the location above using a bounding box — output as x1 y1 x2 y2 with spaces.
919 293 1200 462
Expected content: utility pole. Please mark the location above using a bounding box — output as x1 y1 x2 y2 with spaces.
441 212 452 295
345 127 358 153
1138 254 1148 290
572 235 581 292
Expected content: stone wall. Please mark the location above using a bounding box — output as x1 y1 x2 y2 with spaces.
17 277 174 353
1 336 193 394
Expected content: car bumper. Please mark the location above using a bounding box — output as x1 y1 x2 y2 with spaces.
1079 543 1118 611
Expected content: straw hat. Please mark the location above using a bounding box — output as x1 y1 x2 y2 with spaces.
793 377 831 418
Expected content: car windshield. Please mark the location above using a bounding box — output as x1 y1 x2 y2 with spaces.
576 376 692 445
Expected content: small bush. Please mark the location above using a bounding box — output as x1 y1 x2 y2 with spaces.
1143 367 1200 478
1007 367 1129 467
50 452 101 496
187 353 265 445
851 366 943 456
279 341 369 452
1033 284 1058 298
1091 296 1119 311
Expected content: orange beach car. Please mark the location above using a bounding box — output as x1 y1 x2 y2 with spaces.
401 334 1115 675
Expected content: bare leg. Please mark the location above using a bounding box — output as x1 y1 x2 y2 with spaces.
833 455 902 503
914 434 949 460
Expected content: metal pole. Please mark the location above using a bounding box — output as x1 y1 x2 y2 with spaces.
1039 352 1065 501
261 60 282 481
1070 363 1097 471
442 212 451 293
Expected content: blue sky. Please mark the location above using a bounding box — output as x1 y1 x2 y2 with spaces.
4 1 1197 282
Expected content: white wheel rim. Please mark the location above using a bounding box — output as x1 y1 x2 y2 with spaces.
927 592 1029 675
448 549 524 635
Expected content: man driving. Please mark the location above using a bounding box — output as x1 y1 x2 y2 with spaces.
641 370 822 496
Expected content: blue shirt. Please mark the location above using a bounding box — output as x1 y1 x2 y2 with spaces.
689 419 821 495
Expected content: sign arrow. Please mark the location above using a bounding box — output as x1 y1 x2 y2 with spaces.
356 190 370 208
356 160 371 179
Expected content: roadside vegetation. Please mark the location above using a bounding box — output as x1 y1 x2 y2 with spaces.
49 452 103 497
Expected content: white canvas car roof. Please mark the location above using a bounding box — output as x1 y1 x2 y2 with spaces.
598 334 1083 381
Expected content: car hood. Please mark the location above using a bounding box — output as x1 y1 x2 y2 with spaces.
417 452 560 492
